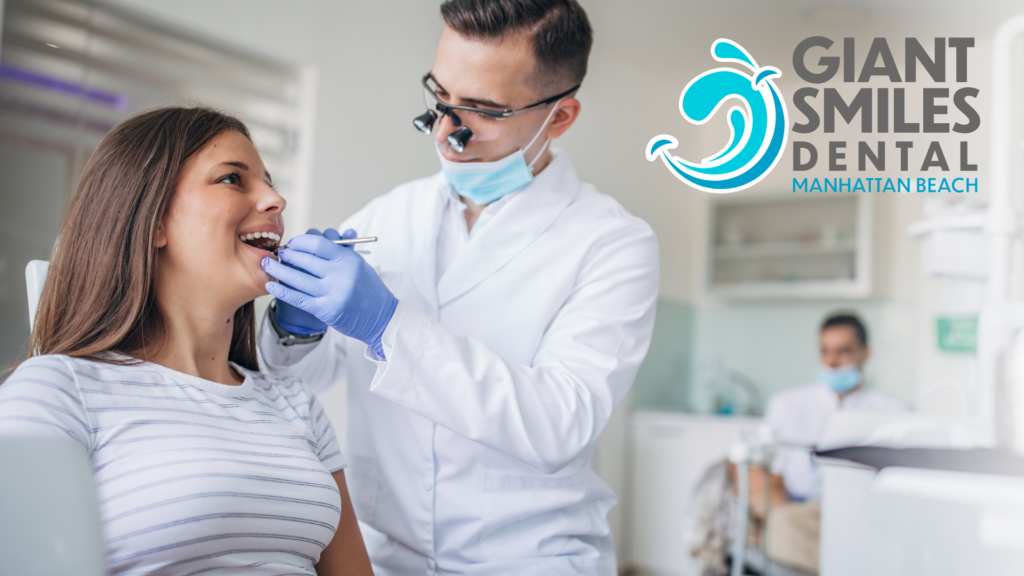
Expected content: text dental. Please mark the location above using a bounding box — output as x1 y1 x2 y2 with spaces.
789 37 978 193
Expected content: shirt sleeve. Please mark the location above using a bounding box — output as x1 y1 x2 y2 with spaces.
0 356 93 453
258 307 349 395
308 392 347 473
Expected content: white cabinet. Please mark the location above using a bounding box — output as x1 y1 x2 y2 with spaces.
706 195 872 298
623 411 761 575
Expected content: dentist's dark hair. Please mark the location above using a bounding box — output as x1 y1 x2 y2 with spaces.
440 0 593 95
28 106 261 371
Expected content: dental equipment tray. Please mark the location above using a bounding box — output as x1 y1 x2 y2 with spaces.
814 446 1024 477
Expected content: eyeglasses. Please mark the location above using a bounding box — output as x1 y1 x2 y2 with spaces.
413 72 580 152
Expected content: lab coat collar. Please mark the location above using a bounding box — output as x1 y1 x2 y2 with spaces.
435 148 579 307
440 177 520 235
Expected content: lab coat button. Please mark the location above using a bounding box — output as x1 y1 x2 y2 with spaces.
423 477 433 491
427 558 436 571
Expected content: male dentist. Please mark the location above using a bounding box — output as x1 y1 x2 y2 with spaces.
259 1 659 574
755 312 905 573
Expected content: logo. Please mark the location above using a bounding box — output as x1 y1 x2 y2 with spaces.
646 39 788 193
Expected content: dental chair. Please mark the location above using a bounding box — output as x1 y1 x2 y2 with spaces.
728 433 818 576
0 260 106 576
685 429 816 576
815 412 1018 576
25 259 49 330
0 436 107 576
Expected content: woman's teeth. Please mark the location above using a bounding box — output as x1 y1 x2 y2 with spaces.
240 232 281 241
239 231 281 253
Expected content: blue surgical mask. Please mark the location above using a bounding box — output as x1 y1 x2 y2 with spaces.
436 100 561 206
816 364 862 394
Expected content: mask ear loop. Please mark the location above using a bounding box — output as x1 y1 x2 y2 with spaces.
525 99 563 169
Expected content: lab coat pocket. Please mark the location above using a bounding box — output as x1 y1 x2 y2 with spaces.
348 454 378 524
480 468 600 560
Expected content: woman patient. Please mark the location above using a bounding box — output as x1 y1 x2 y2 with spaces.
0 107 373 575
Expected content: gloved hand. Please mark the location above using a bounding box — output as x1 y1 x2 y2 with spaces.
263 228 398 358
270 228 350 336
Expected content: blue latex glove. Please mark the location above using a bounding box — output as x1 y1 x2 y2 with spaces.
263 229 398 358
273 228 352 335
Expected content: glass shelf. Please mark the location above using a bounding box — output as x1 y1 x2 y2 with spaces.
714 239 858 260
705 195 871 299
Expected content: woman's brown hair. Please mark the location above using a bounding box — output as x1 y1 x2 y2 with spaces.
29 107 260 370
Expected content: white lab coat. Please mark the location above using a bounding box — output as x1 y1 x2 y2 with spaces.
765 383 906 500
259 150 660 575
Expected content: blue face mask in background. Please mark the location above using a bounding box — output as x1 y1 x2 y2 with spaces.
437 99 563 206
816 364 862 394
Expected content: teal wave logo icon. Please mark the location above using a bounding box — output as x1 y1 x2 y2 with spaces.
646 39 788 193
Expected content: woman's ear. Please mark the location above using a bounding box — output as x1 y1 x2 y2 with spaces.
154 221 168 248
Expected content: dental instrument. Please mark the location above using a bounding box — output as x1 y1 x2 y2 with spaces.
273 236 377 256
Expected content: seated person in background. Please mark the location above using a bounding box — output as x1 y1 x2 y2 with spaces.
0 107 372 576
753 312 906 573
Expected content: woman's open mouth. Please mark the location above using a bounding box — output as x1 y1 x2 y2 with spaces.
239 232 281 254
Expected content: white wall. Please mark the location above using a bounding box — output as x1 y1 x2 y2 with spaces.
102 0 444 233
587 1 1015 414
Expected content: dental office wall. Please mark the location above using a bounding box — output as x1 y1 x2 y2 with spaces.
586 1 1009 417
103 0 1023 419
5 0 1023 569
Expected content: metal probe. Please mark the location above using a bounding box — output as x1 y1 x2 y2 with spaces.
273 236 377 256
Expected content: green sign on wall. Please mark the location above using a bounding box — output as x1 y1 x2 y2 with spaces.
936 316 978 353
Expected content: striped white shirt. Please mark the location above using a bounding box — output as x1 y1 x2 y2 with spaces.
0 354 347 576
